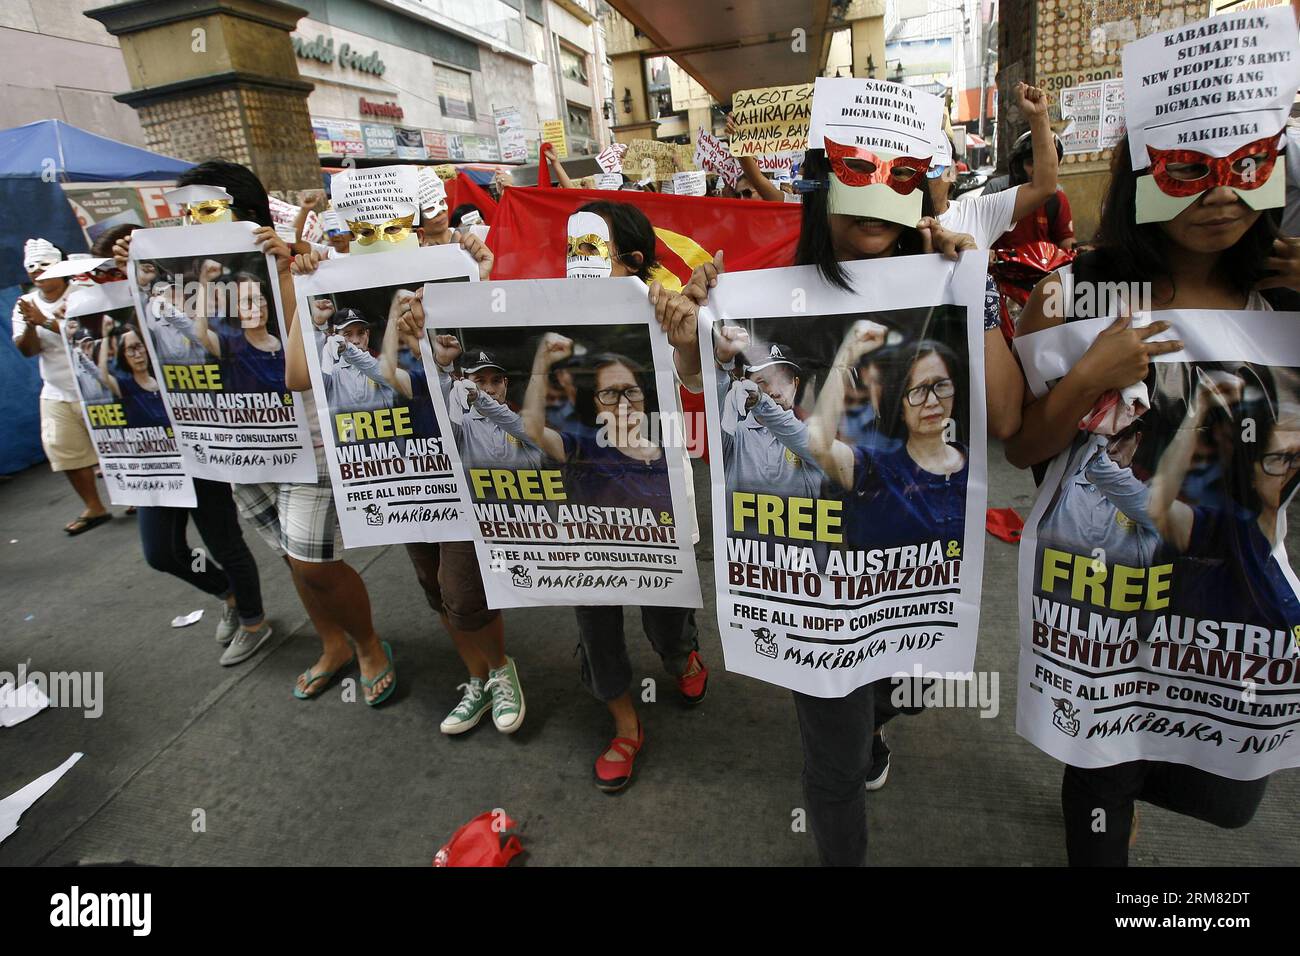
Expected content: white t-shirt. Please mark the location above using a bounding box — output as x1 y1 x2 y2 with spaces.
938 185 1021 248
11 288 75 402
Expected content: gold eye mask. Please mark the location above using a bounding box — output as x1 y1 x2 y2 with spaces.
186 199 233 223
347 213 417 246
567 234 611 259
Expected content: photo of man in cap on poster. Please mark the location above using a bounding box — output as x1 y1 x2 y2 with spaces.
321 308 396 418
432 336 546 479
709 329 826 508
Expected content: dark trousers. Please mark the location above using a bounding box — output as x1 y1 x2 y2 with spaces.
137 478 264 625
1062 761 1269 866
573 606 697 701
792 681 876 867
792 676 918 867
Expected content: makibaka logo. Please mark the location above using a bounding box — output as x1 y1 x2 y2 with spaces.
50 886 151 936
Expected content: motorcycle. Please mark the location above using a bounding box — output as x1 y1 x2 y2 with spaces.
990 240 1077 342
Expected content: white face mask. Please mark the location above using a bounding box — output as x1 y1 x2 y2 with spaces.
566 211 612 279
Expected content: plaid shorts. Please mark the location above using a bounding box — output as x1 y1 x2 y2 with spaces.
232 447 343 563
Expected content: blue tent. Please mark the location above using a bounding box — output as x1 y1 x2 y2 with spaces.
0 120 192 474
0 120 193 288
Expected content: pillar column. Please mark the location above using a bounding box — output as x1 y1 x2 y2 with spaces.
86 0 320 194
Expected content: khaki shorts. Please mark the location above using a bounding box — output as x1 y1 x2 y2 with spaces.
40 399 98 472
403 540 499 633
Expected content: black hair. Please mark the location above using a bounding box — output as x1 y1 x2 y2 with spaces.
571 352 659 428
91 224 140 258
113 317 148 376
575 201 659 281
876 338 965 443
1090 136 1283 302
449 204 480 228
176 160 273 227
793 148 935 292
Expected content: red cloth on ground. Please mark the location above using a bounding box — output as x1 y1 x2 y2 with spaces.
432 810 523 867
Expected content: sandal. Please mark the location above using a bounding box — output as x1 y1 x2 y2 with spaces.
594 721 644 793
64 512 112 536
293 654 355 700
361 641 396 707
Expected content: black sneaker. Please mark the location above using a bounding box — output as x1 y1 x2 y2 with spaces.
864 730 890 791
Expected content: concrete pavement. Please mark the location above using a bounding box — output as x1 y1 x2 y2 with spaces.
0 447 1296 866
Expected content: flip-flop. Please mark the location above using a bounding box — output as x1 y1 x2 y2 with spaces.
64 513 112 536
293 655 355 700
361 641 396 707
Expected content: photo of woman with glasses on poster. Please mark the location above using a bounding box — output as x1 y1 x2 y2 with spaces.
739 307 971 553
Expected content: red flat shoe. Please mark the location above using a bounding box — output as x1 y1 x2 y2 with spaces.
677 650 709 705
594 722 644 793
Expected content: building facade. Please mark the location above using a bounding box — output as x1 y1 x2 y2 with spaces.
0 1 147 145
0 0 612 165
295 0 613 162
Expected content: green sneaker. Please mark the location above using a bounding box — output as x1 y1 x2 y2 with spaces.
485 657 525 734
439 678 490 735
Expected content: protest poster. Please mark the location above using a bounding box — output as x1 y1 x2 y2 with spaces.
593 173 624 190
268 195 323 246
699 254 988 697
494 107 528 164
754 151 802 176
126 221 316 483
541 119 568 159
1015 309 1300 779
61 280 195 507
293 245 479 546
694 128 743 186
809 76 945 158
1122 6 1299 169
61 182 182 247
421 277 702 609
332 164 423 240
729 83 812 157
595 141 628 173
623 139 677 182
1121 6 1299 223
670 171 707 196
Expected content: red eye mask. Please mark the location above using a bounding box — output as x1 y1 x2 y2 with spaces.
1146 135 1280 198
825 138 932 195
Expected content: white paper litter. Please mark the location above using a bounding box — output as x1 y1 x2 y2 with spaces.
171 609 204 628
0 752 82 844
0 681 49 728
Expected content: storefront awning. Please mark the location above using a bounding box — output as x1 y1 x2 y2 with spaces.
606 0 836 101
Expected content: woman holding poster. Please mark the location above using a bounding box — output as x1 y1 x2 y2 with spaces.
509 200 707 793
1007 5 1300 866
675 76 1009 866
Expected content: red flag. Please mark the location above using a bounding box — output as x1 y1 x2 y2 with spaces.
487 187 801 285
445 173 499 225
486 186 802 463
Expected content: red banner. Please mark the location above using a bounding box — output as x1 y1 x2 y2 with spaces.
486 185 802 462
446 173 499 225
487 186 801 286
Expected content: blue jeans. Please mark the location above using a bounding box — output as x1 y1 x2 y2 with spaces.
137 478 264 625
792 681 876 866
